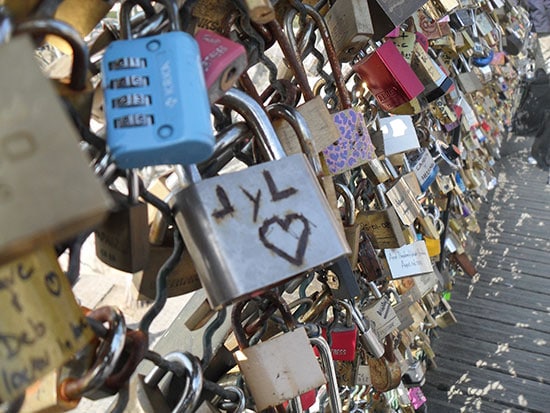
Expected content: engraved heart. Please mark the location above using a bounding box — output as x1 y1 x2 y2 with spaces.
259 213 310 266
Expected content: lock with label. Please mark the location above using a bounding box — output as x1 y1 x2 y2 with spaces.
408 148 439 192
232 293 326 411
325 0 374 62
361 283 401 340
352 41 425 113
0 35 112 264
101 0 214 168
170 89 351 309
94 173 150 273
323 300 359 362
195 28 248 103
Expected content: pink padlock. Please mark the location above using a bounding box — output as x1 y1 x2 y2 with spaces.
195 28 248 103
352 41 424 112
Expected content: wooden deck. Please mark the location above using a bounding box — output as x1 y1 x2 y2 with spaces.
423 135 550 412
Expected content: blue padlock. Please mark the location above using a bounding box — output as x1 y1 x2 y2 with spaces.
102 0 214 168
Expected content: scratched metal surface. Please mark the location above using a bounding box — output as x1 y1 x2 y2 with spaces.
424 134 550 412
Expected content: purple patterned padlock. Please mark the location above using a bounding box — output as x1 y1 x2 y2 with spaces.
322 109 377 175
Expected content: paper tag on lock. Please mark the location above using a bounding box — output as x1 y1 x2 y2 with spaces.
362 296 401 340
0 247 94 402
384 240 433 279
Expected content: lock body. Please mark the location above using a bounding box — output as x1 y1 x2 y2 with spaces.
195 29 248 103
102 32 214 168
171 154 351 309
353 42 424 112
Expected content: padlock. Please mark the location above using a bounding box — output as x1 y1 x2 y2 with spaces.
408 148 439 193
352 41 425 113
315 8 379 175
232 293 326 411
0 35 111 264
272 12 339 154
390 30 416 63
195 28 248 104
357 230 385 282
0 246 95 402
335 183 361 267
170 89 351 309
453 54 484 94
375 114 421 156
15 18 97 127
94 175 150 273
101 0 214 168
356 183 407 249
434 297 458 327
449 9 474 30
411 43 454 102
323 300 358 362
365 334 401 392
367 0 429 40
139 351 203 412
431 139 460 176
361 283 401 340
349 301 385 358
324 0 373 62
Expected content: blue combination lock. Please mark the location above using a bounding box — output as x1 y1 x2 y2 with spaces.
102 0 214 169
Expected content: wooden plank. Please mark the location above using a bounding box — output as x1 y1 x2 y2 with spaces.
446 297 550 334
480 256 550 279
475 242 550 263
431 334 550 384
424 358 550 412
431 312 550 357
423 383 526 413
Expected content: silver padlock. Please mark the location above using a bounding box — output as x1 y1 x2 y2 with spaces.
350 301 385 359
170 89 351 309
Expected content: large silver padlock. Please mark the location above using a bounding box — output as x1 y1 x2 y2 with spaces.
232 293 326 411
170 89 351 309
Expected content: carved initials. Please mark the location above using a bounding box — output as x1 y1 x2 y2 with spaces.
262 170 297 201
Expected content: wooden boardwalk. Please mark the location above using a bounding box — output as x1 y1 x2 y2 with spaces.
424 135 550 412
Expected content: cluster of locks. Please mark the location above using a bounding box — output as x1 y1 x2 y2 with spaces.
0 0 531 411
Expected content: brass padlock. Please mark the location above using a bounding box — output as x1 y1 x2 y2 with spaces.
0 35 111 264
0 246 95 402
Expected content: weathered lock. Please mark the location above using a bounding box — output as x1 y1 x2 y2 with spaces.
101 0 214 168
323 300 358 361
94 175 150 273
401 348 426 386
324 0 374 62
411 43 454 102
391 30 416 63
272 11 340 154
356 183 407 249
139 351 203 412
195 28 248 104
335 183 361 267
434 297 458 327
449 9 474 30
232 294 326 411
0 35 112 264
453 54 483 94
0 246 96 402
170 89 351 309
352 41 425 113
357 230 385 282
15 18 97 127
367 0 429 40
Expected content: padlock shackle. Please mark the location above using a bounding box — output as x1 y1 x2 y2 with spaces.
14 18 89 90
144 351 204 412
309 336 342 413
335 183 356 226
299 4 352 110
121 0 181 39
219 88 287 161
266 103 322 174
61 306 127 401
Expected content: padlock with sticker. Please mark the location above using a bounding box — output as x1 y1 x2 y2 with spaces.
170 89 351 309
101 0 214 168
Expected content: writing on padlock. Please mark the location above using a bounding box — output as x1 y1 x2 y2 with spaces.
101 0 214 168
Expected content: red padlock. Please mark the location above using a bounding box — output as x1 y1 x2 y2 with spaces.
352 41 424 112
195 28 248 103
321 301 358 362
